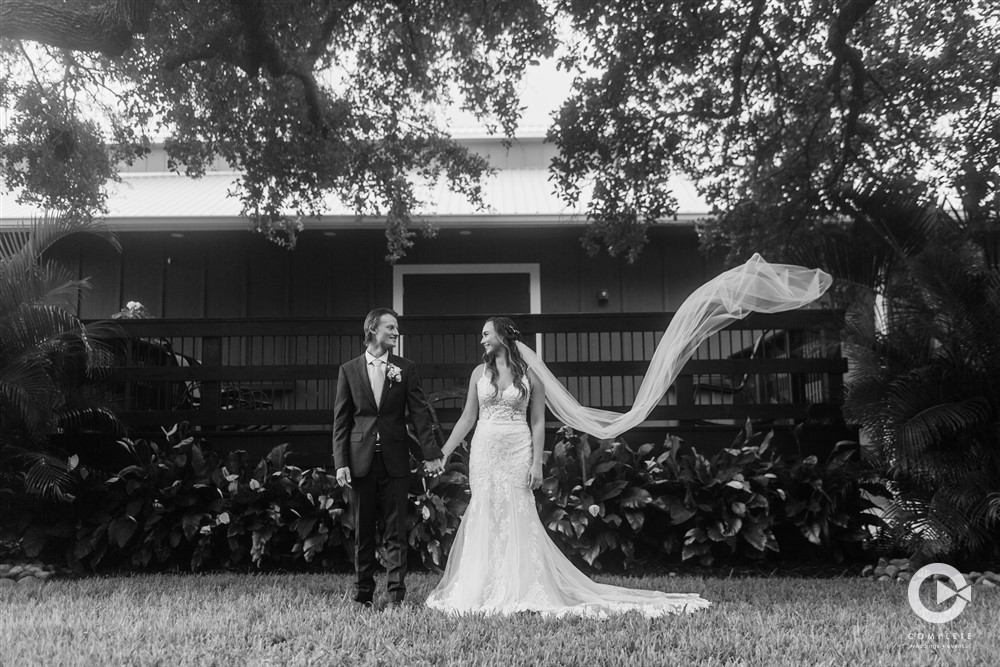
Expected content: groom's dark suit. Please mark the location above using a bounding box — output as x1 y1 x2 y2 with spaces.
332 353 442 603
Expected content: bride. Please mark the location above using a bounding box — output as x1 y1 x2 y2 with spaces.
424 255 831 617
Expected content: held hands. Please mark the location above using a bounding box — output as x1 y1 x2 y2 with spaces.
424 457 445 478
527 462 544 490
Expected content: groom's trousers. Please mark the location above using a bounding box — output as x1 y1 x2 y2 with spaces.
349 451 409 603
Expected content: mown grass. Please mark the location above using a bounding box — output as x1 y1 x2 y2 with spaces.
1 572 996 666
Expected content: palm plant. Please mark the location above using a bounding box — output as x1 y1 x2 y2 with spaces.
792 187 1000 564
0 215 124 502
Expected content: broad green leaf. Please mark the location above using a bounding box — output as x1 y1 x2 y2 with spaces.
108 516 138 548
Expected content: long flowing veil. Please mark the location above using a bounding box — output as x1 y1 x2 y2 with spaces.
516 253 833 439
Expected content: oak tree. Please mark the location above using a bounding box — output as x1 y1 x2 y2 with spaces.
1 0 554 260
551 0 999 262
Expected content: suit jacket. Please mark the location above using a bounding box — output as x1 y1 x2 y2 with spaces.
332 353 443 478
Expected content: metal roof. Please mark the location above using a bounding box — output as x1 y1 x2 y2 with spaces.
1 168 710 230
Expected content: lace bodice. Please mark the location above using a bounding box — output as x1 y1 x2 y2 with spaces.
477 373 530 423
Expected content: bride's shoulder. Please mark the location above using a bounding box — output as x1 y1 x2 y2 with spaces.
470 364 487 382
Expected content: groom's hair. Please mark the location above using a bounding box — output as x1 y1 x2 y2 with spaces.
364 307 398 343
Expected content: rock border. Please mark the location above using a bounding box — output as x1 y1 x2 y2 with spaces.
861 558 999 589
0 562 59 586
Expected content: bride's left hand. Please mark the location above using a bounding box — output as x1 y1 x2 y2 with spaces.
527 462 544 490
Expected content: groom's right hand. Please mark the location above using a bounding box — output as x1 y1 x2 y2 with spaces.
336 466 352 488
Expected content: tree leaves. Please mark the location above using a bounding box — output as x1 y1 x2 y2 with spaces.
552 0 1000 263
2 0 556 260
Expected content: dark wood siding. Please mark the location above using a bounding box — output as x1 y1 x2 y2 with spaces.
205 233 249 317
163 234 205 318
120 237 165 317
77 234 121 319
51 226 723 320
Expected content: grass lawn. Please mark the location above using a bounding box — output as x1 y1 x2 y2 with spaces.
1 571 996 666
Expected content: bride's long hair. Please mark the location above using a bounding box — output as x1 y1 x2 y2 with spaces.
483 316 529 400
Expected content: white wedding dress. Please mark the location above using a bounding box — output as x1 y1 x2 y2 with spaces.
425 254 832 616
424 374 711 617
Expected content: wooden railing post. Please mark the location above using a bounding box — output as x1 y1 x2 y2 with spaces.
789 329 808 404
826 328 846 406
123 336 135 410
99 312 848 460
201 335 222 428
674 374 695 426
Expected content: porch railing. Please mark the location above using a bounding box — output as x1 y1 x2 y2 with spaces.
99 311 847 462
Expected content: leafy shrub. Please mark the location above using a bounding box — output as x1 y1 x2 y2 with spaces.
537 429 659 569
538 424 886 569
407 446 471 570
20 423 886 573
22 426 353 572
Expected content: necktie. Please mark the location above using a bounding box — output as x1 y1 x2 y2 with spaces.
371 358 385 408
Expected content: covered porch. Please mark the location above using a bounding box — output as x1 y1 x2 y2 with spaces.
82 310 850 466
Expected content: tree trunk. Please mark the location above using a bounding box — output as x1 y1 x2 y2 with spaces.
0 0 154 56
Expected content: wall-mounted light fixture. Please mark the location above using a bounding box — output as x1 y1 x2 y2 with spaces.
597 289 610 305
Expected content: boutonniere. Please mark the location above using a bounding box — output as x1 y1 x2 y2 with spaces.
385 362 402 385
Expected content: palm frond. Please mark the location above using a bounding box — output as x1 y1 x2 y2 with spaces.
0 356 58 426
0 228 31 261
980 493 1000 527
836 186 1000 560
0 303 88 358
838 184 942 260
787 222 895 293
82 321 125 375
1 215 123 451
21 452 77 501
894 398 993 454
35 260 93 311
9 215 119 267
56 383 126 435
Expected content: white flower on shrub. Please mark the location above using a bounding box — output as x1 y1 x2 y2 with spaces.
113 300 153 319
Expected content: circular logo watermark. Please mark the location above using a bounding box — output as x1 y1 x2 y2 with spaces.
907 563 972 624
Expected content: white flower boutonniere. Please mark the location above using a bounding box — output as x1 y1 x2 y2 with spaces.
385 362 402 385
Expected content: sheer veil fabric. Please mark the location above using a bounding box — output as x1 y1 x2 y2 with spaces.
425 255 829 617
516 254 833 440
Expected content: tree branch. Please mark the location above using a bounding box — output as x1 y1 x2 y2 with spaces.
285 68 327 131
307 0 355 62
229 0 327 132
160 24 242 71
706 0 767 120
825 0 877 186
1 0 154 56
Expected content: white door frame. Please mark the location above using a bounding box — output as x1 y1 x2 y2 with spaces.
392 263 543 355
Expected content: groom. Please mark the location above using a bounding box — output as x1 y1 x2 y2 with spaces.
333 307 444 607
